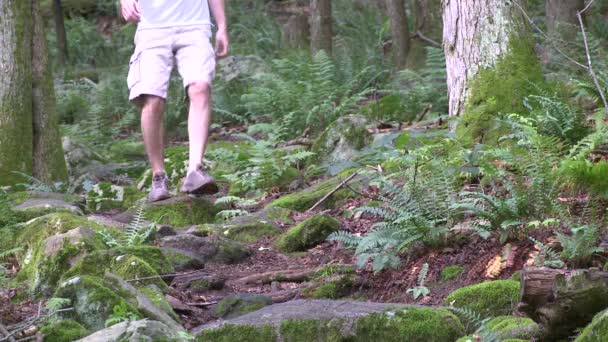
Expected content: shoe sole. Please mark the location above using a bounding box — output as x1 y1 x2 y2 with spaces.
182 181 219 195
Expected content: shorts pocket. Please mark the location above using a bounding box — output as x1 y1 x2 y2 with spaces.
127 51 142 89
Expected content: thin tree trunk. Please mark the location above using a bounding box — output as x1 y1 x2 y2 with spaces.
0 0 34 185
32 0 68 182
407 0 442 69
52 0 69 66
386 0 410 70
310 0 332 55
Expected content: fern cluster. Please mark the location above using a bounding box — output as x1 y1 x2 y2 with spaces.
100 199 155 248
556 224 604 268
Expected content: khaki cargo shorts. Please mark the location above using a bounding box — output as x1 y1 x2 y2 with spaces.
127 25 215 105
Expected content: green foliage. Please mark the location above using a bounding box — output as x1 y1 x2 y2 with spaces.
104 302 142 327
524 92 589 144
441 265 465 282
0 247 21 287
445 280 520 320
99 199 155 247
558 160 608 198
407 263 430 300
215 196 257 221
529 237 564 269
0 190 17 228
12 172 76 194
556 224 604 268
449 307 499 342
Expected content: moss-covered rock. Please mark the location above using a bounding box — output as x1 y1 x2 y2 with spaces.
575 308 608 341
40 320 90 342
307 275 354 299
139 284 179 322
216 217 282 243
162 248 205 271
75 319 184 342
160 234 251 265
485 316 540 340
12 196 84 222
108 139 145 162
54 275 141 331
445 280 520 318
145 196 220 228
197 324 277 342
267 172 363 212
216 294 273 319
441 265 465 282
15 213 109 295
274 214 340 253
311 115 372 170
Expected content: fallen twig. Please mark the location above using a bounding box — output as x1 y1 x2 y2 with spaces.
412 30 441 48
0 322 15 342
308 170 360 212
234 268 319 285
125 270 201 283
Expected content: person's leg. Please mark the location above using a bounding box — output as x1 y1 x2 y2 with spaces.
141 95 166 174
186 82 212 171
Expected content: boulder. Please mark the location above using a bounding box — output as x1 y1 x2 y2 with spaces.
160 234 251 265
75 319 184 342
274 214 340 252
311 115 373 173
10 191 85 221
172 272 226 293
216 294 273 319
145 196 220 228
195 300 464 342
15 213 108 295
445 280 520 318
216 55 267 83
40 320 90 342
62 136 105 176
162 248 205 272
575 308 608 341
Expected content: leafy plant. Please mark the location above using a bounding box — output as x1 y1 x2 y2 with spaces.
99 199 155 247
104 302 141 327
448 307 499 342
215 196 257 221
529 237 564 269
0 247 21 287
0 190 17 228
407 263 430 300
524 92 589 144
556 224 604 268
12 172 77 194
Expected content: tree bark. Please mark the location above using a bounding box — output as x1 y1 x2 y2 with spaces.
0 0 67 185
32 0 68 182
52 0 69 66
386 0 410 70
283 13 310 49
519 266 608 340
310 0 332 55
546 0 584 39
443 0 521 117
407 0 442 69
0 0 34 184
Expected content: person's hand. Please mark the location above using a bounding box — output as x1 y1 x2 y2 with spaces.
121 0 141 23
215 29 229 59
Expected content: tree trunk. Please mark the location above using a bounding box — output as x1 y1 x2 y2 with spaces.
442 0 543 142
407 0 442 69
283 13 310 49
0 0 34 185
546 0 584 40
310 0 332 55
0 0 67 186
386 0 410 70
52 0 69 66
32 0 68 182
519 266 608 340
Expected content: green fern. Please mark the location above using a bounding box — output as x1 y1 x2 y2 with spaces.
99 199 155 247
556 224 604 268
447 307 499 342
407 263 430 300
529 237 564 269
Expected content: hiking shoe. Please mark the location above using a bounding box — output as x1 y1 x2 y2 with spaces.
180 164 219 195
149 172 171 202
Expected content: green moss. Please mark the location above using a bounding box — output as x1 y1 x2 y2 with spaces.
279 319 344 342
216 294 273 319
112 255 169 291
274 214 340 252
267 172 359 212
108 139 145 162
212 238 252 264
220 217 281 243
441 265 465 282
456 35 546 145
196 324 277 342
117 246 174 275
312 264 355 280
40 320 90 342
54 275 141 331
308 276 354 299
139 284 179 321
486 316 540 340
445 280 520 318
575 308 608 341
145 197 220 228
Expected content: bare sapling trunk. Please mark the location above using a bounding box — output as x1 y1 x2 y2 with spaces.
386 0 410 70
310 0 332 55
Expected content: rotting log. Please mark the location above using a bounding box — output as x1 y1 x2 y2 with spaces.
519 266 608 340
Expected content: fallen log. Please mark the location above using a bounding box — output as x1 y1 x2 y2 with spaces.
519 266 608 340
233 268 319 286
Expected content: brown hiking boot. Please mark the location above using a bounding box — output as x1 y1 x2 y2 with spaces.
149 172 171 202
180 164 218 195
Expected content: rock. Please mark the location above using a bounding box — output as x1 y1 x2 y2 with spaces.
195 300 464 342
457 316 541 341
15 213 108 295
63 136 104 176
444 280 520 318
306 275 355 299
216 294 273 319
440 265 465 282
87 214 128 230
12 193 84 221
108 139 146 162
160 234 251 265
62 246 174 291
274 214 340 253
103 273 182 331
75 319 184 342
216 55 267 83
162 248 205 271
173 272 226 292
267 171 366 212
40 320 90 342
311 115 373 172
575 308 608 341
79 162 147 184
156 225 177 238
145 196 221 228
54 275 141 331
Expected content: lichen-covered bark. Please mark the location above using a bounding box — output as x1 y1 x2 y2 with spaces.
310 0 332 55
386 0 410 70
442 0 525 117
0 0 34 185
31 0 68 183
